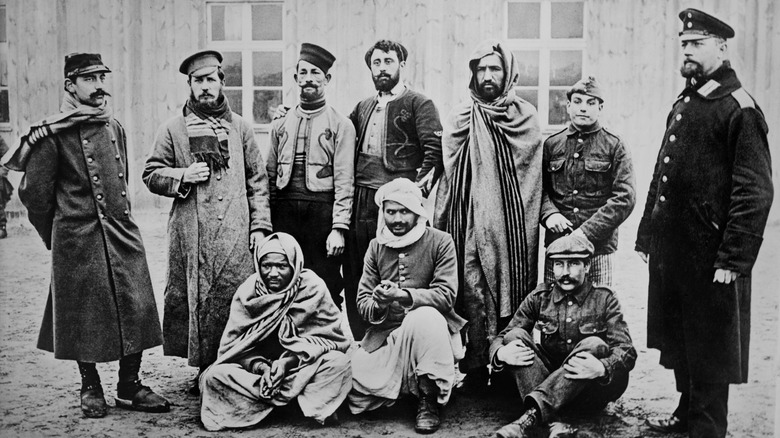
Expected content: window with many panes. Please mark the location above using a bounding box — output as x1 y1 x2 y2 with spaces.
506 0 584 128
207 1 283 127
0 2 9 125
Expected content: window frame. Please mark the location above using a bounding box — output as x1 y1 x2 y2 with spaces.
505 0 586 131
206 1 284 131
0 1 10 130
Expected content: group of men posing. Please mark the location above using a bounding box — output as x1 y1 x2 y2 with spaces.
2 7 773 438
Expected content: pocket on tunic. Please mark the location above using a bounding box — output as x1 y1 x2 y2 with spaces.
547 158 566 194
583 158 612 197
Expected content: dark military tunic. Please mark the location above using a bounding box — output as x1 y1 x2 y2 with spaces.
19 119 163 362
636 61 773 383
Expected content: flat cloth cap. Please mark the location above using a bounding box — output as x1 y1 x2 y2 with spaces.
299 43 336 73
567 76 604 102
179 50 223 76
64 53 111 78
547 234 594 260
679 8 735 41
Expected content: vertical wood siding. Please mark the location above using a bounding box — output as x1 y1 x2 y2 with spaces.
3 0 778 210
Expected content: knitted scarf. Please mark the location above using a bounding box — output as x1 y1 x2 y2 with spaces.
183 94 232 173
3 92 113 171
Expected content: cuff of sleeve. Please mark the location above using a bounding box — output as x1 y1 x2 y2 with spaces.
177 181 191 198
368 302 390 325
490 350 505 373
332 224 349 231
598 359 613 385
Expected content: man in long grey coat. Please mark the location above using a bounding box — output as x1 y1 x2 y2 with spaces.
8 52 169 418
143 50 272 392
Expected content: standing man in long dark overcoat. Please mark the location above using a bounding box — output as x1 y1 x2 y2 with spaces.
143 50 272 393
636 9 773 438
6 53 169 418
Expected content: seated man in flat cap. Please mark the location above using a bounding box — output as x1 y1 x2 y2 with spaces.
266 43 355 308
200 233 352 430
492 234 636 438
348 178 466 434
541 76 636 287
143 50 272 392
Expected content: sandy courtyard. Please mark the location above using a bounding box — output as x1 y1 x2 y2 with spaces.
0 210 777 437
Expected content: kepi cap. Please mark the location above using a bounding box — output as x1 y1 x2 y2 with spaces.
299 43 336 73
679 8 735 41
567 76 604 103
64 53 111 78
179 50 223 76
547 234 594 260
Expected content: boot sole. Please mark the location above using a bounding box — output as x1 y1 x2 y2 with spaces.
82 407 108 418
114 397 171 413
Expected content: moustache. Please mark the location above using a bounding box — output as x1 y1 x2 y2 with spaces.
376 73 391 79
90 90 111 98
558 276 574 283
198 92 215 99
302 82 318 89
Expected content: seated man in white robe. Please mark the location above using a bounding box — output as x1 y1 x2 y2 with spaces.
349 178 466 434
200 232 352 431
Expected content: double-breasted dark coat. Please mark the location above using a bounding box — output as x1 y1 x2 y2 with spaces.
19 118 163 362
635 62 773 383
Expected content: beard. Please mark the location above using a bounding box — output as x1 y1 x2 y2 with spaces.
680 60 704 79
299 83 323 102
190 90 222 111
373 71 400 92
477 81 502 101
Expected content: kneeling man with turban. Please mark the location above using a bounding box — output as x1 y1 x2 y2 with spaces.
200 233 352 430
349 178 466 434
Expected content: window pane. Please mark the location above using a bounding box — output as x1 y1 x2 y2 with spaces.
252 3 283 41
507 2 540 39
0 6 6 43
253 90 282 124
550 50 582 86
224 89 243 116
515 88 538 109
211 4 243 41
222 52 242 87
551 2 583 38
0 90 9 123
0 43 7 86
253 52 283 86
549 89 569 125
514 51 539 86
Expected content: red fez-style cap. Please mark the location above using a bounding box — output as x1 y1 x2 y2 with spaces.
679 8 735 41
567 76 604 103
179 50 223 76
64 53 111 78
299 43 336 73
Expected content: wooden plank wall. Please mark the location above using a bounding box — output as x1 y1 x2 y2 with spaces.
3 0 778 211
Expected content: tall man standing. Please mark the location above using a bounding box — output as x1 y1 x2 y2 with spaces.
7 53 169 417
144 50 272 390
636 9 773 438
434 40 543 389
0 136 11 238
267 43 355 307
541 77 635 286
344 39 444 340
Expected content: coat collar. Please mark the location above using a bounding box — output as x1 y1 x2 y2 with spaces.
551 279 594 304
680 61 741 100
566 121 602 137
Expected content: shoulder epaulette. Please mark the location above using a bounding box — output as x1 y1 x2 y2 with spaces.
592 283 616 296
731 88 755 109
531 282 553 295
600 126 622 141
544 127 568 142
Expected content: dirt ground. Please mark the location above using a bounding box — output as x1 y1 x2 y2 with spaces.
0 210 777 438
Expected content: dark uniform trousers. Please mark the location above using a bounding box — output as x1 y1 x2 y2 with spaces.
271 199 344 308
342 185 377 340
497 328 629 422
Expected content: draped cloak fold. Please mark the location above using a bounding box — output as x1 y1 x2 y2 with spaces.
434 40 543 371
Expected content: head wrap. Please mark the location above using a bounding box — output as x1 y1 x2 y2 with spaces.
467 40 520 106
374 178 428 248
254 232 304 295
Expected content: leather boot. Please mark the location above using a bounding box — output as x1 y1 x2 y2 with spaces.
78 362 107 418
495 407 539 438
115 353 171 413
415 375 441 434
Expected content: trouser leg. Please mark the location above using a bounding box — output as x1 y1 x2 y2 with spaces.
500 329 552 399
343 186 377 341
524 336 614 422
77 361 101 390
689 381 729 438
